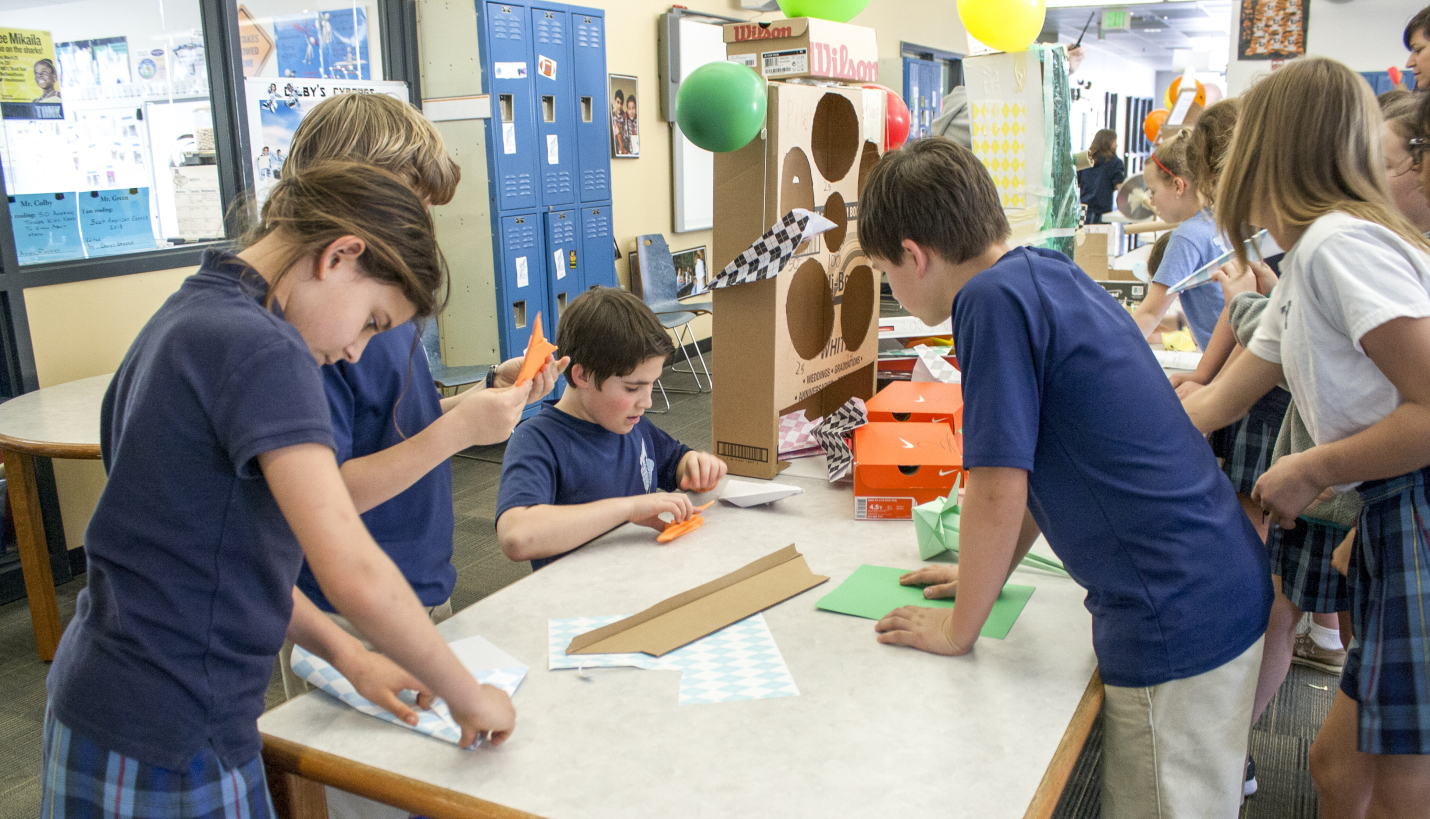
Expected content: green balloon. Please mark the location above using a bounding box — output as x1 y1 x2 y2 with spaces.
675 62 768 154
776 0 871 23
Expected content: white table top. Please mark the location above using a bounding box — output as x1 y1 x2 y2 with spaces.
259 464 1097 819
0 373 110 449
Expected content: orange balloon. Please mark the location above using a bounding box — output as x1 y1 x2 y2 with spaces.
1164 76 1206 109
1143 109 1168 144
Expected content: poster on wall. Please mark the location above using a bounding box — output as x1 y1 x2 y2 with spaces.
55 37 130 88
674 246 708 298
245 77 407 208
609 74 639 158
1237 0 1308 60
0 27 62 121
275 7 371 80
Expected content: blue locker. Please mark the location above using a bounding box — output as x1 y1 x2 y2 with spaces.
579 203 617 291
494 212 549 357
544 209 579 330
571 8 611 203
530 6 576 208
480 2 538 212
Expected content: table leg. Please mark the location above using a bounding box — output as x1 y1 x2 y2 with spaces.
4 449 62 662
267 770 329 819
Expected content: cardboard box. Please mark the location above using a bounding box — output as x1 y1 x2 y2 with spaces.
1073 229 1110 279
712 81 885 479
865 381 964 432
852 422 964 520
566 545 828 657
1095 280 1148 305
724 18 878 83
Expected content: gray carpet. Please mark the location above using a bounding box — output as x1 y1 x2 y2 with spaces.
0 360 1334 819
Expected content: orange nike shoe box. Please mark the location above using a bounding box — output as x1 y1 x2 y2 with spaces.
864 381 963 434
852 422 964 520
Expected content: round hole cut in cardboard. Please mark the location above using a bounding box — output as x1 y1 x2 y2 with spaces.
781 146 817 215
840 264 876 352
857 140 880 200
812 94 860 183
823 191 848 252
786 258 835 361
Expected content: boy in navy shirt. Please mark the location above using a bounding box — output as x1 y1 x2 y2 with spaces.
861 139 1271 817
497 288 727 568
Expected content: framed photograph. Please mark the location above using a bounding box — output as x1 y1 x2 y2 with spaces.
673 245 709 298
608 73 639 158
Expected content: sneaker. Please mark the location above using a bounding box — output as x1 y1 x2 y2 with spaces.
1292 631 1346 674
1244 756 1258 797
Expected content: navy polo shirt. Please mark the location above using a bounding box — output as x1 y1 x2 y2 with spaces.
496 400 690 568
48 249 335 769
953 246 1271 688
295 321 455 610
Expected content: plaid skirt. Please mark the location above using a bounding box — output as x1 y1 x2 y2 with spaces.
41 709 275 819
1207 387 1290 496
1268 518 1351 614
1340 467 1430 755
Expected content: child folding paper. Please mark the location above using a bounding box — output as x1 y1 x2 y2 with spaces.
289 636 527 748
912 496 1068 575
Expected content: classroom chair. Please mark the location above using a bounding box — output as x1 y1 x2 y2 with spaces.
631 234 713 410
420 319 490 393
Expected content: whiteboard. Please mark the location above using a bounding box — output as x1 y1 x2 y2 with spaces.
672 17 726 233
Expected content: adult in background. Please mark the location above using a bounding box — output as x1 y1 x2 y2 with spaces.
1078 129 1126 224
1405 6 1430 91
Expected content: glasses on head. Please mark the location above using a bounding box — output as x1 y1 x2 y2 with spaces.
1409 136 1430 168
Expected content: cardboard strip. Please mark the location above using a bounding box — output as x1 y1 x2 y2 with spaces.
566 545 828 657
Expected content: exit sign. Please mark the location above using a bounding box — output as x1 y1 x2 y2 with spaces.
1103 10 1130 30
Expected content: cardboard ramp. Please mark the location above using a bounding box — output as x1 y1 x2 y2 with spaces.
566 545 828 657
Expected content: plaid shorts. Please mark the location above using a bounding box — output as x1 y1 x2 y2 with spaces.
41 708 275 819
1340 467 1430 755
1207 387 1290 496
1268 519 1351 614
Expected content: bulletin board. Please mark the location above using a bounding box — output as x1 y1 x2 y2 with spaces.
667 15 726 234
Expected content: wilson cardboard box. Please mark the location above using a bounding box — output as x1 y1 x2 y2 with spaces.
852 422 964 521
724 18 878 83
712 81 885 479
865 381 964 432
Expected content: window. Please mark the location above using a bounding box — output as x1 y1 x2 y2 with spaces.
0 0 223 266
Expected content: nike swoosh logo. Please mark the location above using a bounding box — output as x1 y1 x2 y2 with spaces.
900 438 914 449
931 417 949 423
915 395 925 403
939 469 959 476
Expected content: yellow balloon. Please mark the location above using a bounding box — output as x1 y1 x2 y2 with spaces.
958 0 1047 53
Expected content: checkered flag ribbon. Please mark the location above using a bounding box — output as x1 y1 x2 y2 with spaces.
912 345 960 384
777 409 821 457
812 397 868 481
710 208 838 290
290 645 526 748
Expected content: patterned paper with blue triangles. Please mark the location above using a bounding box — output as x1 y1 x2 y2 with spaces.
549 613 800 705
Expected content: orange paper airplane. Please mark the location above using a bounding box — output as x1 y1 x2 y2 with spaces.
514 313 559 386
656 500 715 544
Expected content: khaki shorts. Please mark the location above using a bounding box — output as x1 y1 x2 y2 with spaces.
1101 636 1264 819
278 599 454 700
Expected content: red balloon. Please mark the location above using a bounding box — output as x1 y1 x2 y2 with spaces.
862 83 910 152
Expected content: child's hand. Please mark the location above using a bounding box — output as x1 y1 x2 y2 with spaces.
454 386 530 446
446 681 516 748
1331 527 1355 577
492 355 570 404
874 607 969 656
1213 259 1260 299
1175 380 1204 399
898 565 960 599
628 492 695 530
1168 372 1202 389
1251 451 1326 528
336 648 433 727
678 451 727 492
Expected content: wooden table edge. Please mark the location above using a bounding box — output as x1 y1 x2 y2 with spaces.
0 433 101 460
1022 669 1104 819
261 668 1104 819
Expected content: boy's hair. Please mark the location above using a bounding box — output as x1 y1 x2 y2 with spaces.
1145 130 1191 185
1088 129 1118 162
1385 94 1420 143
1184 98 1241 203
1406 5 1430 48
1379 88 1414 112
556 287 673 388
286 93 461 206
1218 57 1430 264
1146 232 1172 277
240 160 449 319
857 137 1010 265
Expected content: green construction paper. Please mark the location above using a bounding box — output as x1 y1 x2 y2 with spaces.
815 565 1035 640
